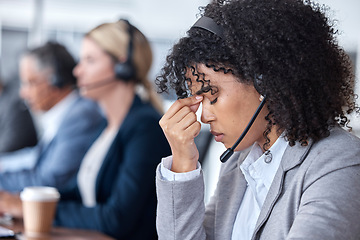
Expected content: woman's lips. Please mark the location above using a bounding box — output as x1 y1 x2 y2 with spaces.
211 131 224 142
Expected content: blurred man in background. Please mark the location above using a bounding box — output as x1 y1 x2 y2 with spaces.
0 41 105 192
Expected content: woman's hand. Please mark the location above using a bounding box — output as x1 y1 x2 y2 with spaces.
159 95 203 173
0 191 23 218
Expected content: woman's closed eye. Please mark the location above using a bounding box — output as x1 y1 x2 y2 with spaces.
210 97 218 105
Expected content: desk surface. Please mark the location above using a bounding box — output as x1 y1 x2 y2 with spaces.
1 218 115 240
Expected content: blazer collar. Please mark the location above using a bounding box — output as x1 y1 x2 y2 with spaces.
95 94 142 196
251 139 314 240
214 151 249 239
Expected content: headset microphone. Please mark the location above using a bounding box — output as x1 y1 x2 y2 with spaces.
220 96 267 163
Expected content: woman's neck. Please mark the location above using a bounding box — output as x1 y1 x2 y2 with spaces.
258 126 282 152
99 83 135 130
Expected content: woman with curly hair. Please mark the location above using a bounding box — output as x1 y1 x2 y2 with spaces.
155 0 360 239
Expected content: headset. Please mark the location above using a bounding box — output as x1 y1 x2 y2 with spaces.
44 42 76 88
50 58 65 88
114 19 136 82
191 16 268 163
78 20 137 91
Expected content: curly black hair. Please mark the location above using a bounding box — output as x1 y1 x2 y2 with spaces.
156 0 358 147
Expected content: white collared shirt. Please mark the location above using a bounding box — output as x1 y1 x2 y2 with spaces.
40 91 78 145
0 91 78 172
77 127 118 207
232 137 288 239
159 136 288 240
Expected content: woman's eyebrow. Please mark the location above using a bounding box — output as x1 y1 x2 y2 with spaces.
195 85 214 95
195 89 205 95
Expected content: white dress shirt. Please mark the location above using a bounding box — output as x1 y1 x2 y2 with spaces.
39 91 78 145
77 127 118 207
232 137 288 239
0 91 78 172
160 136 288 240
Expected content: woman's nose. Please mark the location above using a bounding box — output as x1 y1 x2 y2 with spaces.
201 103 215 124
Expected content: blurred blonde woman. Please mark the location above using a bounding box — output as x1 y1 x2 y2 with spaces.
52 19 171 239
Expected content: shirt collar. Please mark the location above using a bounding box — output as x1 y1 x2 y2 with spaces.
40 91 78 143
240 134 288 190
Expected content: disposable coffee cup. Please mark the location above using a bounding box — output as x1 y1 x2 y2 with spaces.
20 186 60 237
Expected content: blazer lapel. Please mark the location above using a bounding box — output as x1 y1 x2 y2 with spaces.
251 140 314 240
36 138 53 163
214 151 249 239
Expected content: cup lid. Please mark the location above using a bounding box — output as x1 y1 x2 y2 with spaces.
20 186 60 201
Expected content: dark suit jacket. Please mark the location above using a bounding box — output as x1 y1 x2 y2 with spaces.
0 92 105 192
55 95 171 240
0 83 37 152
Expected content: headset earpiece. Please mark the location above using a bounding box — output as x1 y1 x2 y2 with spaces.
254 74 266 97
49 43 68 88
114 19 136 82
50 60 64 88
114 60 135 81
50 73 64 88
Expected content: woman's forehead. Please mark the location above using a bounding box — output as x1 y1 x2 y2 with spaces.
187 67 233 96
186 67 212 92
186 65 215 83
186 64 253 96
186 63 210 75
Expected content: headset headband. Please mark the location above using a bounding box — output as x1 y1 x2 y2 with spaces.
191 16 224 38
119 19 134 64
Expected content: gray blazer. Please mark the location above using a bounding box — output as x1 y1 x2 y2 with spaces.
156 127 360 240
